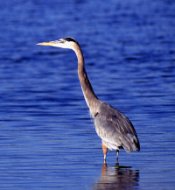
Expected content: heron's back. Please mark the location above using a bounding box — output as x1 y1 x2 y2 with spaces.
93 102 140 152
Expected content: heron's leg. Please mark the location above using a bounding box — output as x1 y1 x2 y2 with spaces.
102 143 108 163
101 163 107 176
116 150 119 164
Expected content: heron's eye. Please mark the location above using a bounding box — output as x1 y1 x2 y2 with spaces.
56 39 65 43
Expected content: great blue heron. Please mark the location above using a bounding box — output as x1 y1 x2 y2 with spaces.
37 37 140 164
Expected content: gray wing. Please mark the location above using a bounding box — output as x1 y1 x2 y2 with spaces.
94 102 140 152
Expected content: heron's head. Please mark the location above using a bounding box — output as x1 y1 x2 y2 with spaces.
37 37 78 49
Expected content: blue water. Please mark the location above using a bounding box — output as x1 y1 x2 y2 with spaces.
0 0 175 189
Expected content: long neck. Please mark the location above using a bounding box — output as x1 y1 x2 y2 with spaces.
73 44 99 114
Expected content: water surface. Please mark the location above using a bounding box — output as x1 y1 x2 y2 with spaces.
0 0 175 189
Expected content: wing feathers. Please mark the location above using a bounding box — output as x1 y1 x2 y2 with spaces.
94 102 140 152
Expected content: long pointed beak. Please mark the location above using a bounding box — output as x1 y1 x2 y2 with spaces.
36 41 55 46
37 39 64 47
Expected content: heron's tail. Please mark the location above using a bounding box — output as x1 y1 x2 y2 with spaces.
122 133 140 152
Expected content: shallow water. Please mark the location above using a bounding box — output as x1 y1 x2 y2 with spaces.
0 0 175 189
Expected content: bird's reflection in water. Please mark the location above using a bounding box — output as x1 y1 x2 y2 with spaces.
94 164 139 190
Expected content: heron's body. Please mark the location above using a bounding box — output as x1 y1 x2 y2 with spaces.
37 37 140 163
